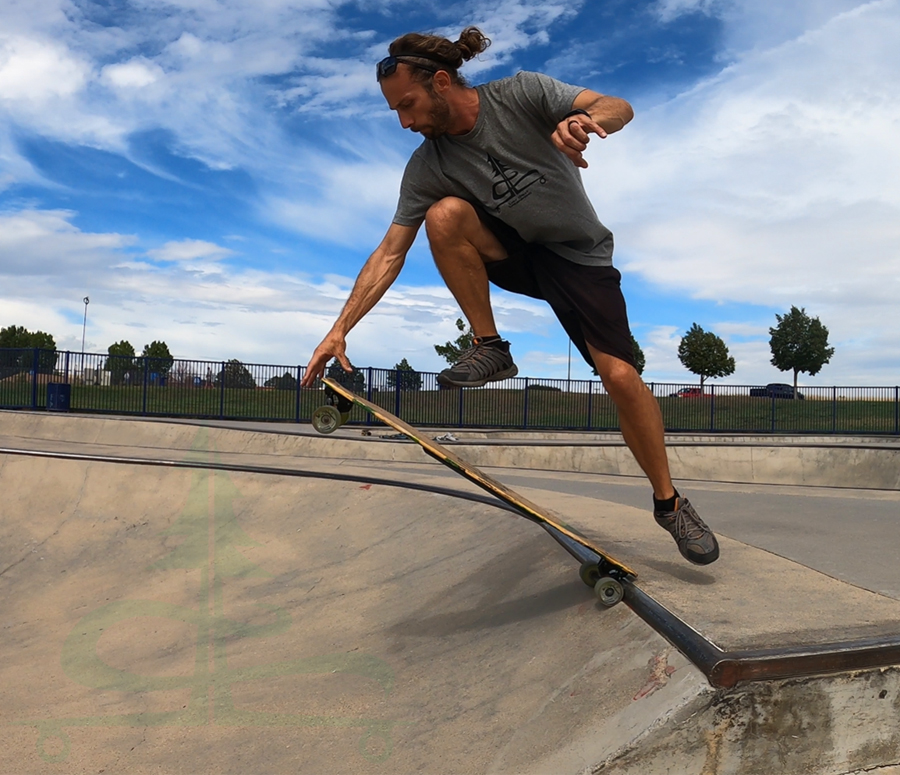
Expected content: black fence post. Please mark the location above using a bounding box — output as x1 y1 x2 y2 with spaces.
294 366 302 423
219 362 226 419
394 369 401 417
141 357 149 415
457 387 463 428
709 384 716 432
832 386 837 434
366 367 374 427
770 396 776 433
31 348 39 409
895 386 899 436
587 379 594 429
523 378 530 429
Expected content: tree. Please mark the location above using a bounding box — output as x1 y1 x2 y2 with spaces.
326 358 365 392
0 325 58 374
105 340 136 386
630 333 645 376
265 371 297 390
434 318 474 365
142 340 174 378
769 306 834 396
215 359 257 389
386 358 423 391
677 323 735 389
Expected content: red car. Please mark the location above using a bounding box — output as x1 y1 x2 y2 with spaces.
668 387 709 398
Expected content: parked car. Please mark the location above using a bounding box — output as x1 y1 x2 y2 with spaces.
668 387 709 398
749 383 805 400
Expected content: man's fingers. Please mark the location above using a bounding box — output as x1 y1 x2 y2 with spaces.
582 118 608 139
553 116 607 168
300 347 332 386
552 131 589 168
560 121 589 152
566 120 590 143
300 360 322 387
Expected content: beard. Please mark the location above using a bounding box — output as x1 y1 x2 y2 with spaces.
419 90 452 139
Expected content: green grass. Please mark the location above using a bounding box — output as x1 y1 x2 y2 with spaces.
2 379 898 434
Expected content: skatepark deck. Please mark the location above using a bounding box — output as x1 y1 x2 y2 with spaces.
2 410 900 774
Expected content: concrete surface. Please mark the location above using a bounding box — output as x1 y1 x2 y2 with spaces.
0 441 706 774
2 411 900 774
377 463 900 601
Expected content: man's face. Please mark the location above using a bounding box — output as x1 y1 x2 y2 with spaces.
380 66 452 140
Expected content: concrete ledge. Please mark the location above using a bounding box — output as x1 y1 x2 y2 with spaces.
2 410 899 490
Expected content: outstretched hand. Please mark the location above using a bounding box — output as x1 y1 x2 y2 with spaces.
551 114 608 169
300 332 352 387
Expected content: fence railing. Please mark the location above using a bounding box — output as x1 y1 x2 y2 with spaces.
1 348 898 435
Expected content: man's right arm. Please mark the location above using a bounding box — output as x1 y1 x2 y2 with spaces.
300 221 419 386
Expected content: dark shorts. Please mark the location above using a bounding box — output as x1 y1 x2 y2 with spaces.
475 207 636 371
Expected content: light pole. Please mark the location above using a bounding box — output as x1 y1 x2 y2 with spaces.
81 297 89 378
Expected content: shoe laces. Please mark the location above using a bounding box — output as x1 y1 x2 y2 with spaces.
668 500 710 541
455 341 504 372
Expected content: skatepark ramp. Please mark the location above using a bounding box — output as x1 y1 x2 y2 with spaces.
2 411 900 774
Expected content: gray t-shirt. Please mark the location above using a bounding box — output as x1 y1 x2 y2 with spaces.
392 71 614 266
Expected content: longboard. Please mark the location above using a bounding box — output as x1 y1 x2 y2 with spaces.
314 377 636 606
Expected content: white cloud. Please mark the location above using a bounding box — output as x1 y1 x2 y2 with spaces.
0 209 135 276
0 36 90 102
147 239 235 262
584 0 900 383
653 0 870 53
102 59 164 90
654 0 723 23
0 206 552 372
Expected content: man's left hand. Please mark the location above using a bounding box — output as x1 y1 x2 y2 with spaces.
551 114 608 169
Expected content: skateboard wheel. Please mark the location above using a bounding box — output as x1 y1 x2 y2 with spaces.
594 577 624 607
579 562 601 588
312 405 343 434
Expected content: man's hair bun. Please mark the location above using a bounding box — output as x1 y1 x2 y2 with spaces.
455 27 491 61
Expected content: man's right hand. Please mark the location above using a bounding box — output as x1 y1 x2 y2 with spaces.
300 332 353 387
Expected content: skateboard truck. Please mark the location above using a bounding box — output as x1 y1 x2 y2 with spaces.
579 561 627 606
312 384 355 434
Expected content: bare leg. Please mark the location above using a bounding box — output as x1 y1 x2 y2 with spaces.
424 197 507 337
588 344 675 500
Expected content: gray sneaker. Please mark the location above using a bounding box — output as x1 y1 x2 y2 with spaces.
654 497 720 565
437 338 518 388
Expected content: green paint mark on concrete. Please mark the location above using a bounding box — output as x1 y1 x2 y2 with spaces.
15 428 405 763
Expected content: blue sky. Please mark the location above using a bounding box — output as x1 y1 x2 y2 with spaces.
1 0 898 385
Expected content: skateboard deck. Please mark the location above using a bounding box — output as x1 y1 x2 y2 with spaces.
315 377 636 606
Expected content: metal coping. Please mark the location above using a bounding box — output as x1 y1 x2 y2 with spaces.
3 446 900 690
624 584 900 688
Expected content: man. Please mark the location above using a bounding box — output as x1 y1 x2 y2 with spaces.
302 28 719 565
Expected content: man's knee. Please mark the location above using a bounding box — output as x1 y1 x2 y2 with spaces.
425 197 476 243
595 356 640 397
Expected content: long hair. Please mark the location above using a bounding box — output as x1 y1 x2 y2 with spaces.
387 27 491 86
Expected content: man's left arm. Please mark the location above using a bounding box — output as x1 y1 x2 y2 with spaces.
551 89 634 169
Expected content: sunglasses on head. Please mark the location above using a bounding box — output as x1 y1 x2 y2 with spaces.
376 53 450 81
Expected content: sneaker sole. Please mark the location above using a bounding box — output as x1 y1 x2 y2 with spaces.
686 544 720 565
436 365 519 389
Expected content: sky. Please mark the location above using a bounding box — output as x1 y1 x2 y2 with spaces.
1 0 898 386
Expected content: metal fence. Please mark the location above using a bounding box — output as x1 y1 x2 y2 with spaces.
1 348 898 434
